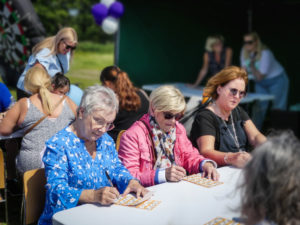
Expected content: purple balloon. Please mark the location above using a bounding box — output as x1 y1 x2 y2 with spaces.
91 3 108 25
108 2 124 18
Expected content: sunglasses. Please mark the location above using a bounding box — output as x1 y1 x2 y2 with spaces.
163 112 183 121
229 88 246 98
244 40 255 45
64 41 76 50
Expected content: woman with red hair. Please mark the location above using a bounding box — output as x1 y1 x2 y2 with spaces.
100 66 149 141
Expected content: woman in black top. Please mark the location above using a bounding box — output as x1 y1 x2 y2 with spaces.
190 66 266 168
190 35 233 87
100 66 149 141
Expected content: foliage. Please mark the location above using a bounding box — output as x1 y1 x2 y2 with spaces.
31 0 113 43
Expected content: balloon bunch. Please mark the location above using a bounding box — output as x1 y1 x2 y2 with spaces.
91 0 124 35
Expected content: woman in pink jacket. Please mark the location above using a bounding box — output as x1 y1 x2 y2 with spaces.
118 85 219 187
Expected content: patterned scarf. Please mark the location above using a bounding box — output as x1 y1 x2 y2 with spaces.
149 116 176 169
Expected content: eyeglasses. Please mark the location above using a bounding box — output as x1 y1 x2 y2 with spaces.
163 112 183 121
63 41 76 50
92 116 115 131
229 88 246 98
244 40 255 45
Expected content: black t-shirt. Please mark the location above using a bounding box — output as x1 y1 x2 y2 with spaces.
108 90 149 142
190 106 250 150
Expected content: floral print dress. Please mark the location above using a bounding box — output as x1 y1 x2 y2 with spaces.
38 126 134 225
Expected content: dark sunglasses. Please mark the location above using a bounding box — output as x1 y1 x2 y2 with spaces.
244 40 254 45
163 112 183 121
229 88 246 98
64 41 76 50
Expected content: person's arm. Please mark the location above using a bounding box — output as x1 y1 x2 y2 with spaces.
176 123 219 180
0 98 27 135
65 96 78 117
196 135 251 168
118 126 156 186
244 119 267 147
192 52 209 87
250 50 272 81
225 47 233 67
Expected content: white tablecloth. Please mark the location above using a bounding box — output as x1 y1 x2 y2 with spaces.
52 167 244 225
142 82 274 104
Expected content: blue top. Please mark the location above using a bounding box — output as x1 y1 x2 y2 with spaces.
0 82 12 112
17 48 71 92
67 84 83 106
38 126 134 225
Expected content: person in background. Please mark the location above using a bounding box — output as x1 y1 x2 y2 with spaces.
39 85 148 225
100 66 149 142
241 131 300 225
16 27 77 99
0 82 14 114
190 35 233 87
0 66 77 173
67 84 84 106
240 32 289 130
190 66 266 168
118 85 218 187
51 73 70 95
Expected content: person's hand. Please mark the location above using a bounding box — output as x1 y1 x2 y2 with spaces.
93 187 120 205
229 152 252 168
202 162 219 181
123 179 149 198
165 165 186 182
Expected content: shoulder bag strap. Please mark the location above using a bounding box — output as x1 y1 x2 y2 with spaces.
24 95 67 135
140 120 157 163
56 54 64 74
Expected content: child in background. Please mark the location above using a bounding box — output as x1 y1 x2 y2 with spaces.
51 73 70 96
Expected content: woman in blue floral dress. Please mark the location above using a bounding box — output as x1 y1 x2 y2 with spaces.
38 85 148 225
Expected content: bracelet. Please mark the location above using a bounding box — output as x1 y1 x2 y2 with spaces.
224 153 230 165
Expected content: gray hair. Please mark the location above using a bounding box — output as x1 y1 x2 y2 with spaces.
241 131 300 225
79 84 119 115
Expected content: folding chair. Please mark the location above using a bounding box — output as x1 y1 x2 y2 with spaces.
0 148 8 224
116 130 126 151
22 168 46 225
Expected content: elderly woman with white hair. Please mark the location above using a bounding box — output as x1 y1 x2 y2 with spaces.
39 85 148 225
118 85 219 187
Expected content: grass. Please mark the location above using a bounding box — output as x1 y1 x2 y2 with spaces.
0 41 114 96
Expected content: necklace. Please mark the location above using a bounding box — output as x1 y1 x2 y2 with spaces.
221 113 241 152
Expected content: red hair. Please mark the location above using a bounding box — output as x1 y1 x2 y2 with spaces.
100 66 141 111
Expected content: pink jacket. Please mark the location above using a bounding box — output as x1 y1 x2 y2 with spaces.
118 114 209 187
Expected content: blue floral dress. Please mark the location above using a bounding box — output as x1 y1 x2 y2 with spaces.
38 126 134 225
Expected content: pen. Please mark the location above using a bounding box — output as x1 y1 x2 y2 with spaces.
105 170 114 187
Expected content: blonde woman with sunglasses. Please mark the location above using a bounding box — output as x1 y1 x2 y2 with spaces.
240 32 289 130
190 66 266 168
118 85 219 187
16 27 77 99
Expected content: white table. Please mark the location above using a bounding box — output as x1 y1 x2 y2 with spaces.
142 82 274 105
52 167 244 225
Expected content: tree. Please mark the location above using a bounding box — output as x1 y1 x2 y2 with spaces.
31 0 113 42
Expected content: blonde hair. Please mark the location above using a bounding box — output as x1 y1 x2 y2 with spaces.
203 66 248 101
24 67 53 115
205 35 224 52
150 85 186 113
243 32 267 61
32 27 77 57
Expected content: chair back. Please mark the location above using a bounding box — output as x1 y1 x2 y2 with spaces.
0 148 8 223
23 168 46 225
116 130 126 151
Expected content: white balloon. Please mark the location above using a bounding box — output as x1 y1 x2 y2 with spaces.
100 0 115 7
102 16 119 35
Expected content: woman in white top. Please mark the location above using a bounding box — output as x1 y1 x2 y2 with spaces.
16 27 77 99
240 32 289 129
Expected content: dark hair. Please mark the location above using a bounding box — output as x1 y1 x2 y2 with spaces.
241 131 300 225
100 66 141 111
51 73 70 90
